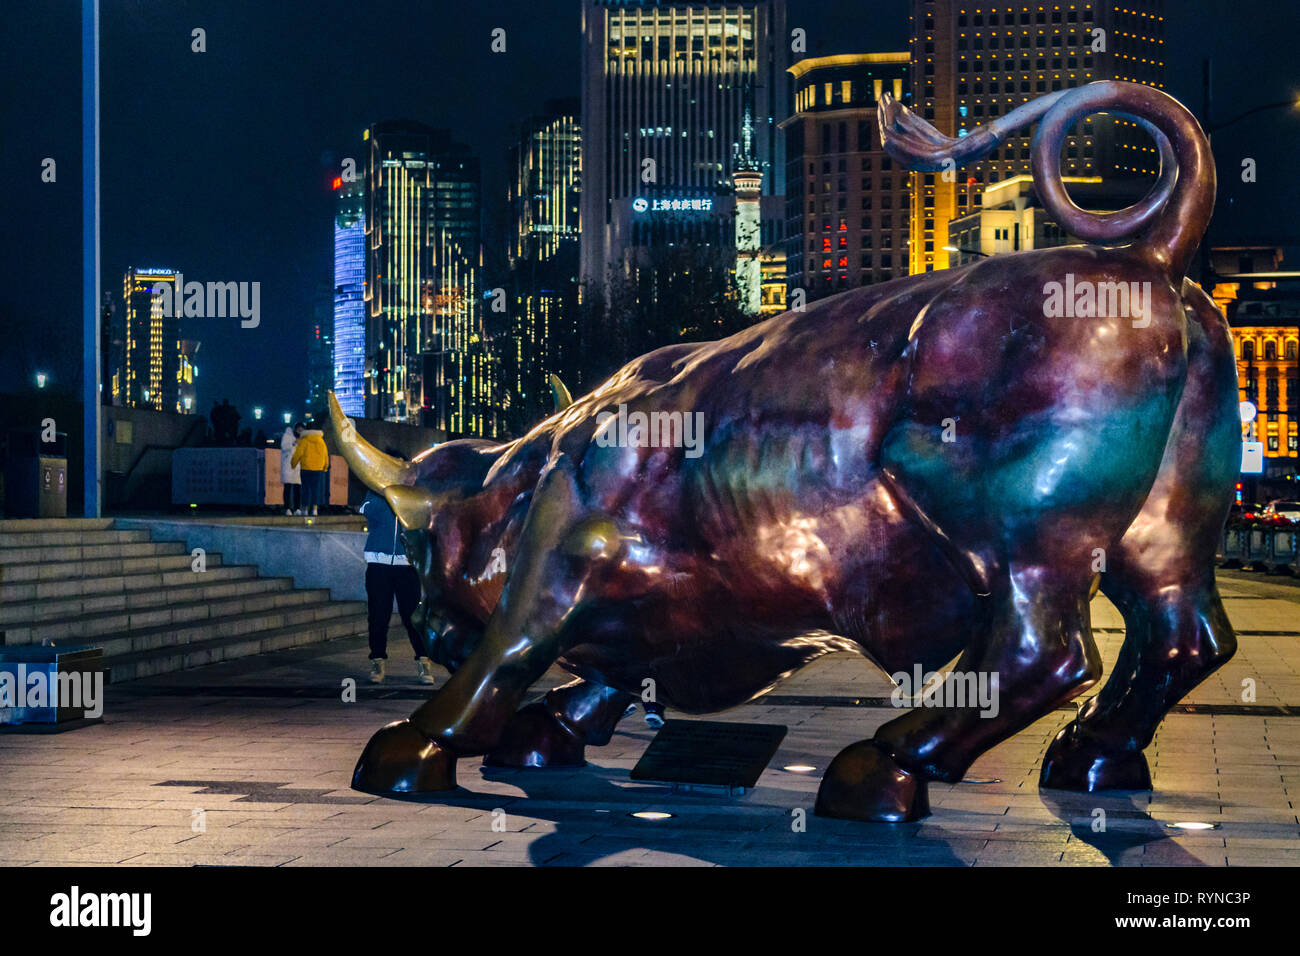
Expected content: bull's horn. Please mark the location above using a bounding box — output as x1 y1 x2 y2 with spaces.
549 374 573 412
328 391 414 491
383 484 436 531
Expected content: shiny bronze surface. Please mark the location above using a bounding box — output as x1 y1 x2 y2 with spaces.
338 81 1236 821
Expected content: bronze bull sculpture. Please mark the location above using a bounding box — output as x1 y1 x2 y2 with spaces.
331 81 1238 822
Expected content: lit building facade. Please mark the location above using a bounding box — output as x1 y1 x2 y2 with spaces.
332 176 366 417
1230 290 1299 500
307 282 334 415
116 268 183 412
579 0 789 287
945 171 1152 264
780 53 911 301
509 99 582 266
364 121 484 427
732 108 763 315
907 0 1166 274
507 99 583 432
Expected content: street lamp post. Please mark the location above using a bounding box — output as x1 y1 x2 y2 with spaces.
1199 59 1300 284
82 0 100 516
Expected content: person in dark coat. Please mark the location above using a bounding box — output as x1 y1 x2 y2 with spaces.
359 461 432 684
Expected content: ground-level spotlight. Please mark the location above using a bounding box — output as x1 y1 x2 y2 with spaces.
629 811 674 821
1165 821 1220 831
782 764 817 774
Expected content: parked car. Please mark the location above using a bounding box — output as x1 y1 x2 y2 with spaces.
1263 500 1300 522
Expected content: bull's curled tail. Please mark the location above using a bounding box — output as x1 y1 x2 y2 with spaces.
878 80 1214 279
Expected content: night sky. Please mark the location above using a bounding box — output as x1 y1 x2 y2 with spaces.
2 0 1297 420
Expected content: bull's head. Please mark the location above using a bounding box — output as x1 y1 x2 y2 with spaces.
327 386 573 671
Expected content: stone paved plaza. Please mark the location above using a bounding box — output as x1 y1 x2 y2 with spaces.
1 569 1297 867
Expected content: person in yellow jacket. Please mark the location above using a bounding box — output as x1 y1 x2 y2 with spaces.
290 427 329 516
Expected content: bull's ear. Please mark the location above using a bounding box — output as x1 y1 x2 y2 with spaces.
383 485 435 531
548 374 573 412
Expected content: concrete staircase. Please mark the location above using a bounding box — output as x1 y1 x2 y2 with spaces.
0 518 371 683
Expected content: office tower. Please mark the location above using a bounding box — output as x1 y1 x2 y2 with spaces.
332 175 366 417
509 99 582 265
178 339 200 414
507 99 582 430
117 268 182 412
908 0 1166 274
425 231 502 439
364 121 484 427
579 0 789 288
306 282 334 415
780 52 911 302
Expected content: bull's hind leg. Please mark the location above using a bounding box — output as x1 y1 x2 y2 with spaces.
1040 288 1239 792
1038 568 1235 791
352 461 600 794
816 561 1102 821
483 678 635 769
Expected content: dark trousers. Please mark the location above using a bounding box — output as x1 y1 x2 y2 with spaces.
366 562 423 660
282 482 300 510
301 469 327 508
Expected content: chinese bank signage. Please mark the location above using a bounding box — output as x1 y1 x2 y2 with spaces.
633 197 716 214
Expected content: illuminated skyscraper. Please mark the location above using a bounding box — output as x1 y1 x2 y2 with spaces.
332 176 366 416
580 0 789 287
907 0 1166 274
117 268 183 412
364 121 485 427
509 99 582 266
781 53 911 301
507 99 582 430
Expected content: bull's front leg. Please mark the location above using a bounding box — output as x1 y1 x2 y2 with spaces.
482 678 636 769
351 461 606 795
815 563 1102 822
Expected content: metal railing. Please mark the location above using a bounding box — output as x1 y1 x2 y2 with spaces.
1218 522 1300 573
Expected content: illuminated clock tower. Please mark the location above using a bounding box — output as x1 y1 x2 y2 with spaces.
733 107 764 317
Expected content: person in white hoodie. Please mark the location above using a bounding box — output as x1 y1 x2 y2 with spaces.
280 422 303 515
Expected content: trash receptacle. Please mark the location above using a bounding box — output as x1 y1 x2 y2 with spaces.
4 429 68 518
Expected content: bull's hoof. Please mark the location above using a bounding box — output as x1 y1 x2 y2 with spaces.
814 740 930 822
352 719 458 794
482 702 587 769
1039 722 1152 792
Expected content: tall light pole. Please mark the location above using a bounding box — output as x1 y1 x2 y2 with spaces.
82 0 101 517
1199 59 1300 285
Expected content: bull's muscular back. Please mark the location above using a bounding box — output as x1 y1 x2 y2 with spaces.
552 244 1184 590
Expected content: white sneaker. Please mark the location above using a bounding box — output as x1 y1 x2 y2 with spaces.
368 659 386 684
284 508 292 516
293 509 303 516
415 658 436 684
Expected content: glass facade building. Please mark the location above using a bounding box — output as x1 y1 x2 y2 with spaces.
907 0 1166 274
116 268 183 412
579 0 789 286
332 177 366 417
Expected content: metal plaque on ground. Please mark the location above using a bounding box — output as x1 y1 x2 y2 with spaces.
630 719 787 790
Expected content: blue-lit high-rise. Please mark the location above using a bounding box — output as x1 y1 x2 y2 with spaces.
332 176 366 417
